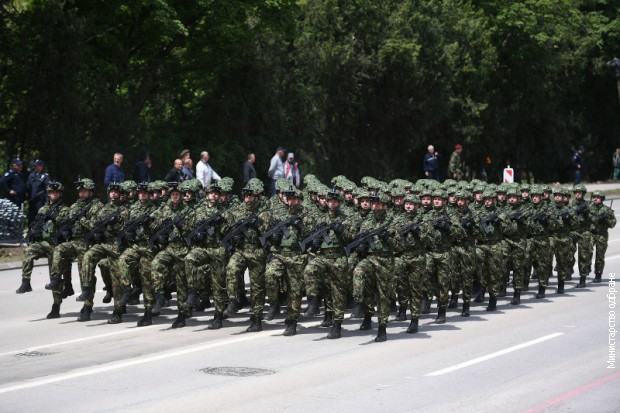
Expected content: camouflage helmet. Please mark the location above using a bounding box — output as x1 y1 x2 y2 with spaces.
419 187 433 198
390 186 406 198
591 190 605 200
404 193 419 204
243 178 264 195
497 183 509 194
283 186 303 199
168 182 181 193
542 184 552 193
316 185 329 198
473 185 486 194
431 189 447 199
356 189 371 199
572 184 587 193
443 179 457 187
326 187 342 201
107 181 122 192
159 181 170 190
520 183 531 192
275 178 290 193
482 189 497 198
120 180 137 194
218 177 234 192
529 185 543 196
506 187 520 197
148 181 160 193
47 181 64 192
455 190 470 200
136 182 149 192
369 191 388 204
76 178 95 191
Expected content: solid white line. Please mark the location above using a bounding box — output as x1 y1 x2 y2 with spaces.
605 254 620 261
425 332 564 377
0 331 275 395
0 325 157 358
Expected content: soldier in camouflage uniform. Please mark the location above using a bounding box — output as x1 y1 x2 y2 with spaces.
550 188 576 294
117 182 157 326
223 178 272 332
451 190 477 316
183 183 228 329
525 185 559 299
503 188 529 305
18 181 66 295
47 178 102 318
352 192 396 342
349 188 372 318
263 187 311 336
150 183 193 328
571 185 594 288
589 191 617 283
78 182 129 322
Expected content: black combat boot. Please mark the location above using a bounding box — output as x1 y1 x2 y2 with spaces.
171 310 187 328
283 319 298 336
184 289 200 310
461 302 470 317
420 298 431 314
435 307 447 324
75 286 88 301
61 282 74 299
474 287 486 303
576 276 587 288
375 325 387 342
565 266 573 281
208 312 224 330
498 283 507 298
406 318 419 334
320 311 334 327
152 292 166 316
117 288 133 307
195 295 211 312
536 285 546 299
523 272 531 291
128 284 142 305
224 298 240 317
304 297 320 317
46 276 61 291
531 268 538 279
486 295 497 311
265 301 280 321
246 315 263 332
395 305 407 321
327 320 342 339
77 305 92 322
593 273 602 283
108 306 123 324
448 294 458 309
137 309 153 327
390 299 397 313
350 302 365 319
360 314 372 330
557 279 565 294
511 290 521 305
16 278 32 294
237 291 250 308
102 290 113 304
47 303 61 319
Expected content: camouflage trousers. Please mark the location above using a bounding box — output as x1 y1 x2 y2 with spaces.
567 231 579 275
551 235 573 282
475 242 505 297
399 250 428 319
264 251 307 321
22 241 53 280
577 232 594 277
151 243 189 311
119 245 154 309
592 232 609 276
427 250 454 308
81 243 121 308
304 252 348 321
226 247 266 317
453 244 476 302
184 245 227 314
504 238 526 291
353 254 394 325
50 240 88 305
529 236 552 287
393 255 409 307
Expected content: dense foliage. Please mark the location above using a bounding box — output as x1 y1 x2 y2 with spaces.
1 0 619 196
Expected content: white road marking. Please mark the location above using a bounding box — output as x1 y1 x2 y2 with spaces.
605 254 620 261
425 332 564 377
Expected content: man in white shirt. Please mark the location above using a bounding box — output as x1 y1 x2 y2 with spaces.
268 146 286 197
196 151 221 188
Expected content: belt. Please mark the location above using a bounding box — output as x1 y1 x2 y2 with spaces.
317 249 344 258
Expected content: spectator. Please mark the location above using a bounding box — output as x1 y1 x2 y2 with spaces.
180 149 190 161
613 148 620 180
182 157 194 180
284 152 301 188
0 158 27 208
26 159 51 228
134 151 152 183
268 146 286 196
448 144 468 181
196 151 221 188
572 145 585 185
164 159 184 183
423 145 441 180
104 152 125 187
243 153 257 184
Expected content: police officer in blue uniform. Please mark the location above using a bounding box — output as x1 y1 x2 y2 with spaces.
26 159 51 228
1 158 27 208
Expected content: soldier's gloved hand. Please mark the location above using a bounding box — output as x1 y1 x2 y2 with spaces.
270 232 282 244
233 234 245 244
356 243 369 255
331 222 344 235
599 215 608 224
536 214 548 223
194 232 205 242
379 231 390 243
251 217 263 230
461 218 473 229
311 238 322 250
292 218 303 229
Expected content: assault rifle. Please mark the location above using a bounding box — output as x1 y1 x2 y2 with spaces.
117 213 152 248
555 208 570 221
400 222 420 238
299 220 343 253
50 200 96 245
148 207 192 249
480 213 498 236
533 210 549 224
508 210 525 224
344 221 391 257
259 212 305 248
84 209 121 247
184 212 223 247
25 204 59 244
220 213 260 253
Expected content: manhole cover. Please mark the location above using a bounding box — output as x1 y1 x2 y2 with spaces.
15 351 53 357
200 367 275 377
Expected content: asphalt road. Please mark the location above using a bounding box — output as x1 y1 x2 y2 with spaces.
1 211 619 412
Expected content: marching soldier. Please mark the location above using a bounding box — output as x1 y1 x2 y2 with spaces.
589 191 616 283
